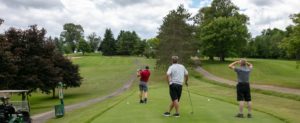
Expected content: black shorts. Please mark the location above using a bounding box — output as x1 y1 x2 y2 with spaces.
236 83 251 101
169 83 182 101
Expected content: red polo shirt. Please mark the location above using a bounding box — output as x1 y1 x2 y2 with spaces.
140 69 151 82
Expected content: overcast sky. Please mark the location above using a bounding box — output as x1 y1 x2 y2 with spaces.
0 0 299 39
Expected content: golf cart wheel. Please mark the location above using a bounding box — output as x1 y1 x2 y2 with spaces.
21 111 31 123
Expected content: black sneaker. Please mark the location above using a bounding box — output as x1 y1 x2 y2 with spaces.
235 113 244 118
144 98 147 104
163 112 171 117
247 113 252 118
140 100 144 104
173 113 180 117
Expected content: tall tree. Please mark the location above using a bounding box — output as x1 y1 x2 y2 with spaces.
52 50 82 97
199 17 249 61
63 43 73 54
133 39 146 56
53 37 64 53
0 25 82 96
87 32 101 52
99 29 116 56
0 19 17 89
280 13 300 60
60 23 84 53
116 30 141 55
156 5 196 67
196 0 249 61
77 38 91 55
144 38 160 58
246 28 285 58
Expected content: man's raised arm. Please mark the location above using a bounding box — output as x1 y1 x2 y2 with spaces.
246 62 253 69
229 61 240 69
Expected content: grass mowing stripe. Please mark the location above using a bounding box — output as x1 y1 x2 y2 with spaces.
186 89 288 122
190 70 295 122
201 59 300 89
251 88 300 101
85 89 137 123
191 70 300 101
91 86 283 123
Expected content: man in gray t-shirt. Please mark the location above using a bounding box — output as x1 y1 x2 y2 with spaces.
235 67 251 83
229 59 253 118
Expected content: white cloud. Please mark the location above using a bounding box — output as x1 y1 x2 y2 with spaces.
1 0 64 9
0 0 300 38
232 0 300 36
0 0 194 39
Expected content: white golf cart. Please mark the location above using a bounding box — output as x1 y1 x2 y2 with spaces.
0 90 31 123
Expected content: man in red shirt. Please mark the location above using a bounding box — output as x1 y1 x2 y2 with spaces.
137 66 151 104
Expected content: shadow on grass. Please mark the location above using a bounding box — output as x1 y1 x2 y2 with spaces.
31 105 53 110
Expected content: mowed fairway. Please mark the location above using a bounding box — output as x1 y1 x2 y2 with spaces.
45 58 300 123
90 87 282 123
23 54 139 114
201 59 300 89
47 73 286 123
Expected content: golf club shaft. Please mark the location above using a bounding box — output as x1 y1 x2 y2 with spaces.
187 86 194 113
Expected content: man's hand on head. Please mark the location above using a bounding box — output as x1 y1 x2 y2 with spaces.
246 62 253 69
229 61 239 69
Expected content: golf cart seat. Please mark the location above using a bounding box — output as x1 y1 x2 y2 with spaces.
10 101 30 112
0 101 16 123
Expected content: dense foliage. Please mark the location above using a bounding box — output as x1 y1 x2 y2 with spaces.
0 24 82 96
156 5 196 67
196 0 249 61
99 29 117 56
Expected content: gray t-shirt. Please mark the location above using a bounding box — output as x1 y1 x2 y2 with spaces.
234 67 252 83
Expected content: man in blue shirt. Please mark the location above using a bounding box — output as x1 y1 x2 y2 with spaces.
229 59 253 118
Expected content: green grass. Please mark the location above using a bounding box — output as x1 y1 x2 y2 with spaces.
47 87 137 123
201 58 300 89
190 70 300 101
188 77 300 123
11 53 139 114
47 58 300 123
90 87 282 123
47 74 284 123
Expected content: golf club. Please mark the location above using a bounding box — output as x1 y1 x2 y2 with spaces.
186 85 194 114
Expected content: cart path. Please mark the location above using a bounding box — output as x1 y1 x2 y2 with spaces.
195 66 300 96
31 59 141 123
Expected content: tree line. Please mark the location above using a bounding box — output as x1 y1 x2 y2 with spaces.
155 0 300 67
56 23 156 57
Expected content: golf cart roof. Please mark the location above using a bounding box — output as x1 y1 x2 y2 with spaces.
0 90 29 93
0 90 29 97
